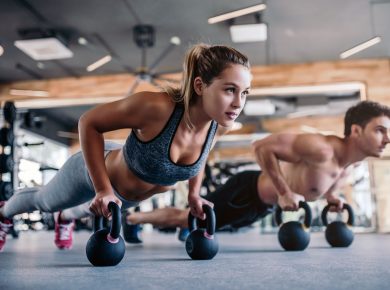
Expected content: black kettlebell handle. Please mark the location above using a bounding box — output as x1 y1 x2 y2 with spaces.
94 202 122 241
275 201 312 228
188 204 216 236
321 203 354 226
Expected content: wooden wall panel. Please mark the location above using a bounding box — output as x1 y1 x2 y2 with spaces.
2 57 390 232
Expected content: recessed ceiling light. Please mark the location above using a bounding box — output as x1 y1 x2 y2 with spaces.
37 62 45 69
170 36 181 45
78 37 88 45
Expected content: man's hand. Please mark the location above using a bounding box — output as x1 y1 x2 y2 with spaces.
326 195 344 212
278 191 305 211
188 195 214 220
89 192 122 218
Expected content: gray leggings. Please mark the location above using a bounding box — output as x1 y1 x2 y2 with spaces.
3 142 139 220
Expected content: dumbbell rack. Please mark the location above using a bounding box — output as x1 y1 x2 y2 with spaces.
0 101 16 201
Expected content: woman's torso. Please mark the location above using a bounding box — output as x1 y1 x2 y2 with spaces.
105 95 217 201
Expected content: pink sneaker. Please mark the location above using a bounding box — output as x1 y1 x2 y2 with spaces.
0 202 13 252
54 212 75 250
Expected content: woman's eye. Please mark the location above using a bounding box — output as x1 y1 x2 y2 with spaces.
240 91 249 98
226 88 235 93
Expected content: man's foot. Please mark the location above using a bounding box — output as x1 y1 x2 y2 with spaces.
0 202 13 252
178 228 190 242
54 212 74 250
122 212 143 244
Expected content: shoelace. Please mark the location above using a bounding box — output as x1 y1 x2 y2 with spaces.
0 222 12 241
58 223 73 241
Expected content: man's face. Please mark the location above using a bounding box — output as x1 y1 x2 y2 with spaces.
357 115 390 157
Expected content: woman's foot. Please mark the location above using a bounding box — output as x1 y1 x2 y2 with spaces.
0 202 13 252
54 211 75 250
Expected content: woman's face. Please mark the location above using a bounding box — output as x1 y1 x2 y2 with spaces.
200 64 252 127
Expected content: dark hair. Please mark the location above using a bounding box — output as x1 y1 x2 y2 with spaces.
166 43 250 129
344 101 390 136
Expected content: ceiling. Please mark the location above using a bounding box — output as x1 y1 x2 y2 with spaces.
1 0 389 144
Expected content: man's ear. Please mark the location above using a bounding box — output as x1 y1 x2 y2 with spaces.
193 77 203 96
351 124 362 136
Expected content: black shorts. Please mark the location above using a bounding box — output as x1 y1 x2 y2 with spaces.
202 170 274 229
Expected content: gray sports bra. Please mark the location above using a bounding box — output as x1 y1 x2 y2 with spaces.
122 104 218 186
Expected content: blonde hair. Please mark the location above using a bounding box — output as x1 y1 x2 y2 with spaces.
166 43 250 129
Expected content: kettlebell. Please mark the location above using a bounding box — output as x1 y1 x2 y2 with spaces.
185 204 218 260
86 202 125 266
275 201 312 251
321 203 354 247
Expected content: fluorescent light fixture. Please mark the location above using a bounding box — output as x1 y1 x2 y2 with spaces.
230 23 267 43
250 82 366 99
218 133 270 142
0 45 4 56
9 89 49 97
208 4 266 24
340 36 381 59
14 37 73 60
13 96 124 109
244 99 276 116
287 106 329 119
86 55 112 72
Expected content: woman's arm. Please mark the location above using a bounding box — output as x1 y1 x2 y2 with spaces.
187 125 230 219
79 92 171 217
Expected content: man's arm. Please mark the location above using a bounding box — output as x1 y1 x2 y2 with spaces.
252 133 333 210
324 168 350 211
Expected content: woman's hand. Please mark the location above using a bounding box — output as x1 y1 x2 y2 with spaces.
89 192 122 218
188 195 214 220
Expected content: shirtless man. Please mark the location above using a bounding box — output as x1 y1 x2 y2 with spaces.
124 100 390 236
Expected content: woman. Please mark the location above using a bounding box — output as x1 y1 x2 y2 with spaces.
0 43 252 251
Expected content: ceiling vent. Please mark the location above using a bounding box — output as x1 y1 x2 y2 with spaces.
14 27 74 61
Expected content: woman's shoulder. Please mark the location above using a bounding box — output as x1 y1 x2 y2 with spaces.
128 91 176 118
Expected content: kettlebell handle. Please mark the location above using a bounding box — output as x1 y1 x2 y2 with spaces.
93 202 122 241
321 203 354 226
188 204 216 236
275 201 312 228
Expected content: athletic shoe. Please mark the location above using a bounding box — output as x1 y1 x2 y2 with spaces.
0 202 13 252
122 212 143 244
54 212 74 250
178 228 190 242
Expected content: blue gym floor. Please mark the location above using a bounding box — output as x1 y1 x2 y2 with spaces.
1 229 389 290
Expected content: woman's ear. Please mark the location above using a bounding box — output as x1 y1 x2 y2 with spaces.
193 77 203 95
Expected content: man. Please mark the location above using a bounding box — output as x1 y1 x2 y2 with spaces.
122 100 390 240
